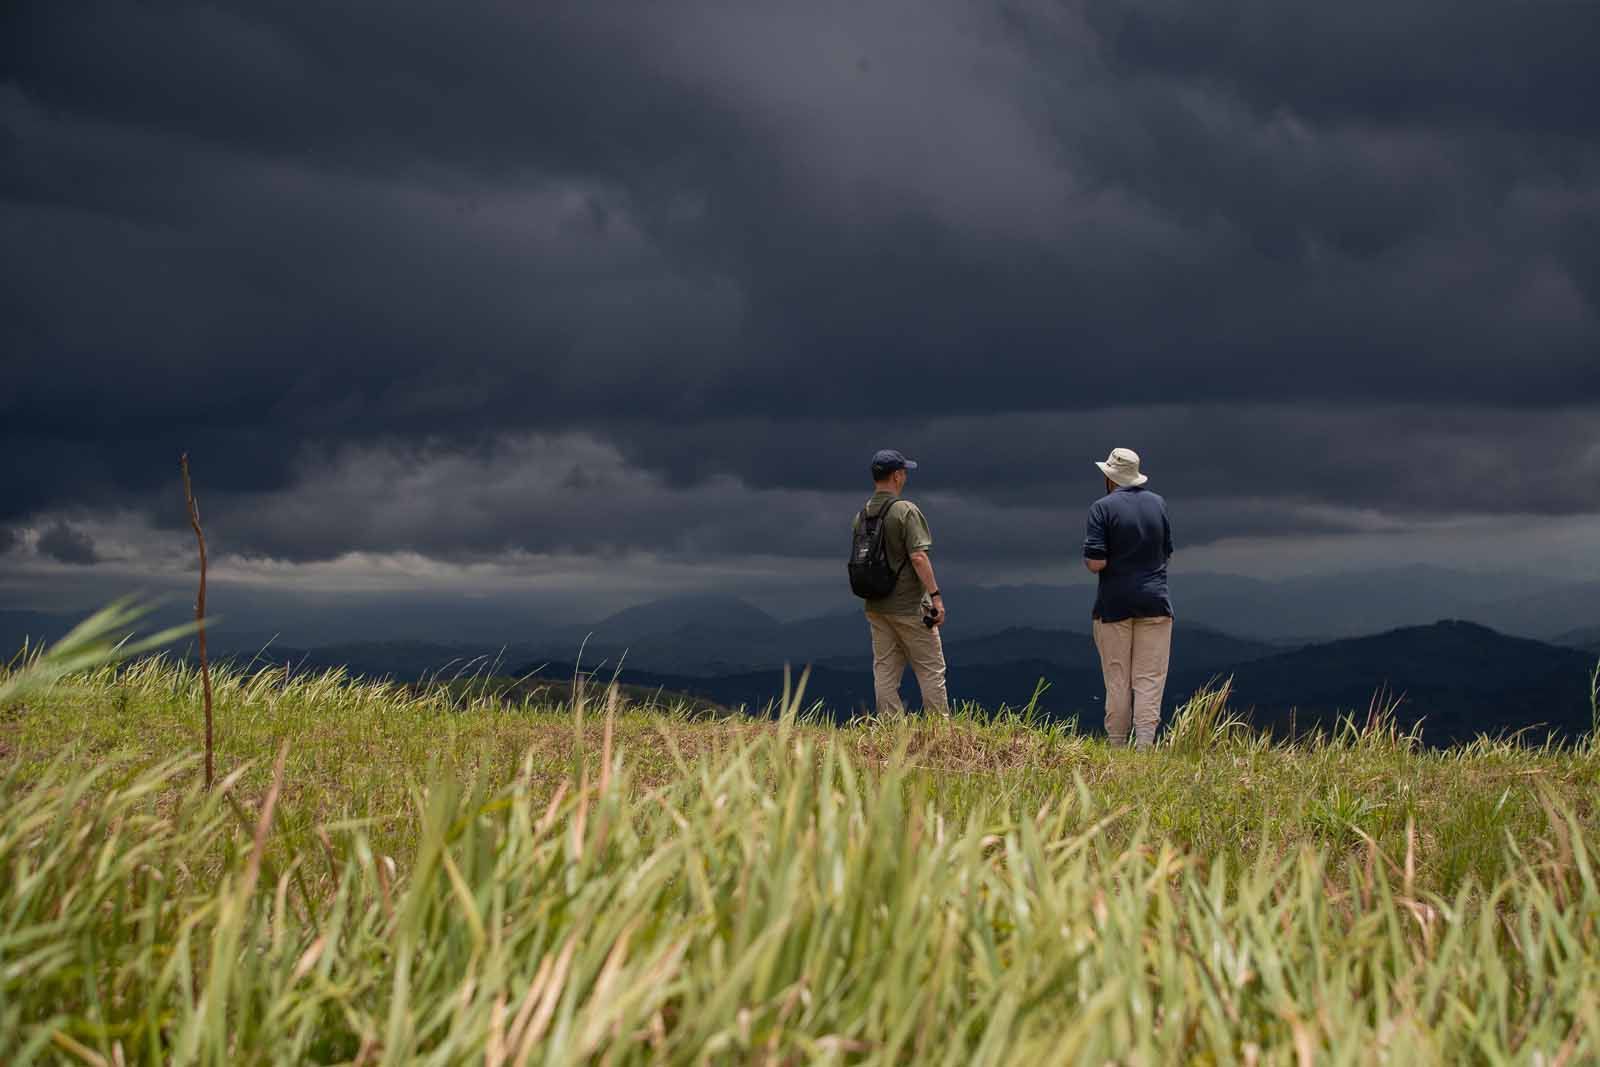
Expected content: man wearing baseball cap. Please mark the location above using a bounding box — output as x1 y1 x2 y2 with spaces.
852 449 950 715
1083 447 1174 748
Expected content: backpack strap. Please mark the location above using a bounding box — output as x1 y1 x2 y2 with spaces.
874 497 912 579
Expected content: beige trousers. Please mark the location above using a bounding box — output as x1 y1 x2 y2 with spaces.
1093 616 1173 748
866 612 950 715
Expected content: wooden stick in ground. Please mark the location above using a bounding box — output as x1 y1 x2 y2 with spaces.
181 452 214 790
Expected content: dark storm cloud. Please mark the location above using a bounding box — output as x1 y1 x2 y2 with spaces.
601 405 1600 518
2 0 1597 567
1089 0 1600 134
35 521 99 565
125 412 1593 572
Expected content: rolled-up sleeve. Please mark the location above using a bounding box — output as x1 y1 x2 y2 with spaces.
1083 502 1108 560
901 504 933 554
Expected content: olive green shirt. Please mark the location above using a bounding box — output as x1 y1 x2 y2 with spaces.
853 491 934 617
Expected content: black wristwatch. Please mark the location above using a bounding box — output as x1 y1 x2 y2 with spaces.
929 590 942 599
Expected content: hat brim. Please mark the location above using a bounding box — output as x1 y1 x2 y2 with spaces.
1095 461 1147 487
902 459 918 470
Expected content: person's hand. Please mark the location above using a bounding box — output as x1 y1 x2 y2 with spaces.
929 595 946 629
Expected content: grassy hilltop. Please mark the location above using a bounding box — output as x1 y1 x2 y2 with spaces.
2 650 1599 1064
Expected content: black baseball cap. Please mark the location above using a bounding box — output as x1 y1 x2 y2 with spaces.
870 449 919 478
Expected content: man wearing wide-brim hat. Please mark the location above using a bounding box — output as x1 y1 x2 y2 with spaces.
1083 447 1174 748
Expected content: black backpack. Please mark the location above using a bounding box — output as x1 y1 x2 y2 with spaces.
848 498 907 599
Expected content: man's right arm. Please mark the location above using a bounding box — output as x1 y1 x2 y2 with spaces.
1084 502 1108 573
901 503 945 626
908 550 944 624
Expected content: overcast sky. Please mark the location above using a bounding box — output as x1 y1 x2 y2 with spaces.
3 0 1598 623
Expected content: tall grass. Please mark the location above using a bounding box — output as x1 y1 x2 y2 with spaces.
3 657 1600 1063
0 598 194 703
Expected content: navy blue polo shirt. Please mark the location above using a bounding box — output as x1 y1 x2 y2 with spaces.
1083 485 1173 622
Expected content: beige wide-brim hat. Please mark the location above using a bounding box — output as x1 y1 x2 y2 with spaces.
1095 447 1148 487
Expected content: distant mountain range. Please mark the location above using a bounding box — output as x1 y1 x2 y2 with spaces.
508 621 1596 748
1555 625 1600 656
5 571 1598 748
0 611 67 657
459 569 1600 677
1216 622 1597 744
7 564 1599 653
1155 568 1600 643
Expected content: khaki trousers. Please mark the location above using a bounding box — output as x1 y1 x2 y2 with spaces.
1093 616 1173 748
866 612 950 715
